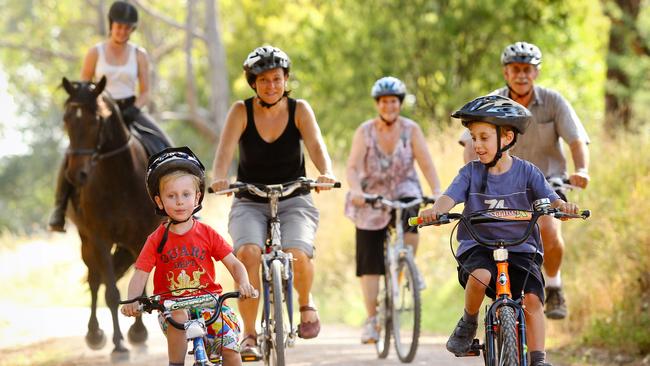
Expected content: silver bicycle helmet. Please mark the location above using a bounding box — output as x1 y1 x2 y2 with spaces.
146 146 205 216
243 45 291 86
501 41 542 67
371 76 407 102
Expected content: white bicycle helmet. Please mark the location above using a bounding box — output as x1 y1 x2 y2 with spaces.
371 76 407 102
243 45 291 86
501 41 542 67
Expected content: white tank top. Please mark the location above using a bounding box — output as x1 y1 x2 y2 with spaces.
94 43 138 100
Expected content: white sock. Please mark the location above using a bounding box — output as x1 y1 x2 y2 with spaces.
545 271 562 288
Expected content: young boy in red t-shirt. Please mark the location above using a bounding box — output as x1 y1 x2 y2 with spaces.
121 146 255 366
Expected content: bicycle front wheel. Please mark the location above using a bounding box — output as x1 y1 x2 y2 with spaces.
496 306 520 366
375 273 391 358
391 257 421 363
270 260 286 366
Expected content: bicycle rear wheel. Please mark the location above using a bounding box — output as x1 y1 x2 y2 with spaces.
270 260 286 366
496 306 520 366
375 273 391 358
392 257 421 363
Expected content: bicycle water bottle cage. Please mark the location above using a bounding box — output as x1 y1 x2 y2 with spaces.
185 319 207 339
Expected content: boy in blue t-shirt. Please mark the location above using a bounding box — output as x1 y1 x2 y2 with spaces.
420 95 580 366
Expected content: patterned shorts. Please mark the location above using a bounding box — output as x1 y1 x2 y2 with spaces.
158 304 242 354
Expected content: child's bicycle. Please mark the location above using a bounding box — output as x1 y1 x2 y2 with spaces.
363 194 435 363
210 177 340 366
409 198 590 366
119 289 243 366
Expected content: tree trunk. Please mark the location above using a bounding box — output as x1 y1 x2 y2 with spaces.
205 0 229 138
603 0 642 133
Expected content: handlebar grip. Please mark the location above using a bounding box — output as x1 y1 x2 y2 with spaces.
408 216 421 227
333 182 342 188
208 187 214 193
581 209 591 219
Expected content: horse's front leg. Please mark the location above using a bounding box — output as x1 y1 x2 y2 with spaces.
81 237 107 350
95 239 128 354
113 245 148 344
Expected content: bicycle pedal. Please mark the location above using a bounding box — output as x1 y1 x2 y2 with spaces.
241 354 262 362
454 339 482 357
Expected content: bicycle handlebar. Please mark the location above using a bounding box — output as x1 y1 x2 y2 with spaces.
363 194 436 210
408 208 590 248
208 177 341 196
120 291 244 330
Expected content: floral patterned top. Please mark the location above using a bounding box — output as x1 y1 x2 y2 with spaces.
345 118 422 230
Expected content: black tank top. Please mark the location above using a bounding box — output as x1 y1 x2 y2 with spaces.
236 97 306 202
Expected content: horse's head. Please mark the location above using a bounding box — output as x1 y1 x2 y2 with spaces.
62 76 108 186
62 76 130 186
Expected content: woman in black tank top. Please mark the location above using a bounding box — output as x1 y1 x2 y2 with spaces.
209 46 337 353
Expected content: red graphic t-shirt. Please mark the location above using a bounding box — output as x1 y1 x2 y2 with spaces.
135 220 233 298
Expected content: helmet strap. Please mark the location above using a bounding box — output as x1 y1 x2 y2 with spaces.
379 114 398 125
480 127 518 193
156 212 196 254
257 94 284 109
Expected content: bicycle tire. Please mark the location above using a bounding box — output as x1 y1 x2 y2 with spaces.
375 272 391 358
392 257 421 363
496 306 520 366
270 260 286 366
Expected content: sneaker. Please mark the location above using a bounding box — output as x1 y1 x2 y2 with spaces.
445 317 478 355
361 316 379 344
545 287 567 319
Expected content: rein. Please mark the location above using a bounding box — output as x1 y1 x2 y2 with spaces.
65 101 132 165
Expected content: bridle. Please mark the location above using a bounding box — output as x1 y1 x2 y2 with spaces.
65 99 132 166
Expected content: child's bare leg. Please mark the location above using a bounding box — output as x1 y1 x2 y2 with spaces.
523 293 545 351
222 349 243 366
465 268 491 314
167 310 189 364
447 268 490 355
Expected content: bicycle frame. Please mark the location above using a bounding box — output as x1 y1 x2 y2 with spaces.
364 194 434 362
412 198 590 365
120 290 240 366
212 178 340 365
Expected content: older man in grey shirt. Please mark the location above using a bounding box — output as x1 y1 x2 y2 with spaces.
460 42 590 320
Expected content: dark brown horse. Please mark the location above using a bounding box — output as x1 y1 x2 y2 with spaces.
61 76 162 353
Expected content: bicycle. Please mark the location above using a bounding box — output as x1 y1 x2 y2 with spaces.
362 194 435 363
210 177 340 366
409 198 590 366
119 289 243 366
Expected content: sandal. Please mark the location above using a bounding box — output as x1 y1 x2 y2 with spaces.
240 334 262 362
297 305 321 339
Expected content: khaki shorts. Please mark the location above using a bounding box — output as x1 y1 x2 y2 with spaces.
228 194 320 258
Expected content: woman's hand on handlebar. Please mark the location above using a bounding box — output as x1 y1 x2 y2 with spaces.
349 191 366 207
210 178 231 196
121 302 141 317
315 173 337 192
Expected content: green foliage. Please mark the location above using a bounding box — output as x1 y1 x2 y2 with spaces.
561 131 650 354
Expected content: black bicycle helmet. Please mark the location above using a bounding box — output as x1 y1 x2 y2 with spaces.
501 41 542 67
108 1 138 28
371 76 407 102
452 95 532 193
146 146 205 217
243 45 291 87
452 95 531 135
